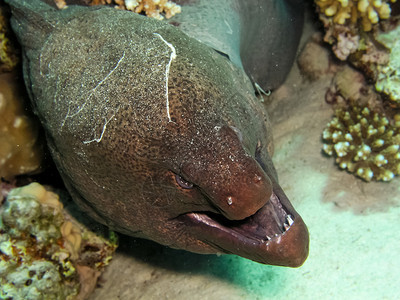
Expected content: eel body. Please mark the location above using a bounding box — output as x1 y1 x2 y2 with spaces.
6 0 309 266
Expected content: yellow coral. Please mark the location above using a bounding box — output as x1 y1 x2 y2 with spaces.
323 105 400 181
316 0 396 31
129 0 181 20
0 4 19 72
61 220 82 259
54 0 67 10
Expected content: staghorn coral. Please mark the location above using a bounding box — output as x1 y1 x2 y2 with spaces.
0 182 118 300
0 73 43 180
55 0 181 20
323 104 400 181
316 0 395 31
375 24 400 105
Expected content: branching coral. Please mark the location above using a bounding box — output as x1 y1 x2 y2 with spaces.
316 0 395 31
0 182 118 300
315 0 396 64
0 73 43 180
323 105 400 181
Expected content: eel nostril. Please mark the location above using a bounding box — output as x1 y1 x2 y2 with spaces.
253 174 262 184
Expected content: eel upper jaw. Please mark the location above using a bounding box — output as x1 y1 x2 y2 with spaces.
178 185 309 267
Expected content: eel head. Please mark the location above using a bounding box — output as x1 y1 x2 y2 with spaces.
158 125 309 267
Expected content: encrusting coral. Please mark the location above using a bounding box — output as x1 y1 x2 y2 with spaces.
55 0 181 20
0 3 19 72
322 104 400 181
375 24 400 106
325 66 384 111
0 73 43 180
0 182 118 300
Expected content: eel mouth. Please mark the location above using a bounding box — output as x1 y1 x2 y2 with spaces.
179 185 309 267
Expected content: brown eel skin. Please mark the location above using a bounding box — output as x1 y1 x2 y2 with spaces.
6 0 309 267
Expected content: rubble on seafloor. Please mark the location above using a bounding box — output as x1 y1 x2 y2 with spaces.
0 182 118 300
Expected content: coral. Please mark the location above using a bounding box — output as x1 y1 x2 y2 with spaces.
0 73 43 180
54 0 67 10
0 183 78 299
322 104 400 181
315 0 396 65
0 182 118 300
126 0 181 20
332 30 360 61
375 24 400 105
326 65 384 111
315 0 395 32
0 3 19 72
56 0 182 20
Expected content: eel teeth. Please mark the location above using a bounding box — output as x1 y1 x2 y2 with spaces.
283 215 294 232
287 214 294 226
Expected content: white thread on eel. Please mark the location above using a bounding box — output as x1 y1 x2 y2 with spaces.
153 32 176 123
83 110 118 144
61 51 126 128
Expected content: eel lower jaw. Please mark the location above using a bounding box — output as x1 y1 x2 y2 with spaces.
179 187 309 267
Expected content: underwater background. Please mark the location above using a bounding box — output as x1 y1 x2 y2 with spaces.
1 1 400 299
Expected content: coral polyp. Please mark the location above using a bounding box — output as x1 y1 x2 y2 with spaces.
323 105 400 181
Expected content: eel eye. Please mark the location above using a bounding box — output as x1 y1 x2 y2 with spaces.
175 174 194 189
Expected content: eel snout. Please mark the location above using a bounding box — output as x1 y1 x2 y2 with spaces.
177 125 309 266
200 162 273 221
180 182 309 267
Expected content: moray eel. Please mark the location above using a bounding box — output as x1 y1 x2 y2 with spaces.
6 0 309 267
